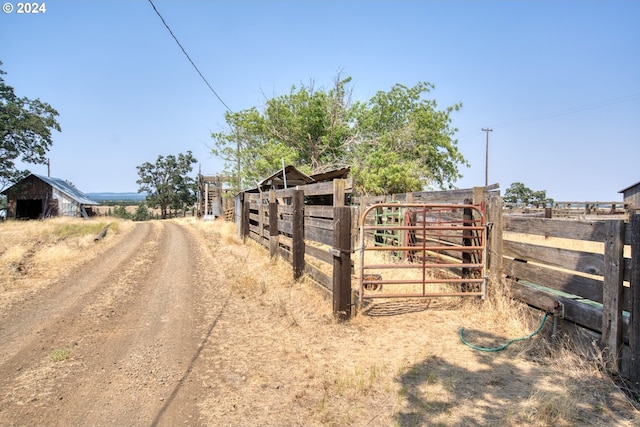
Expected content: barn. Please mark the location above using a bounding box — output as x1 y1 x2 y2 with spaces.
1 173 99 219
619 180 640 214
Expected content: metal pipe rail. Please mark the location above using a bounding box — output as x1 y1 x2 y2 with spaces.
358 203 487 302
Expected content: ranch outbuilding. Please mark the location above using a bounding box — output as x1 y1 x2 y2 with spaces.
619 180 640 213
1 173 99 219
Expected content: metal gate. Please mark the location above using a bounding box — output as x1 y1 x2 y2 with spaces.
358 203 487 302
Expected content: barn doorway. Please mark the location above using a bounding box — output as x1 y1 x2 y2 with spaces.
16 199 43 219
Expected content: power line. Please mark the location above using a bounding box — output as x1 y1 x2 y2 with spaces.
147 0 233 113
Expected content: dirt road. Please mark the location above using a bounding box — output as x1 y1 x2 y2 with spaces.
0 221 227 426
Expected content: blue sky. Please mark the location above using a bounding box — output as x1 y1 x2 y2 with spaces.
2 0 638 201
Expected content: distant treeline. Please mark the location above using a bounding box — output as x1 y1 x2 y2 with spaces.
88 193 147 205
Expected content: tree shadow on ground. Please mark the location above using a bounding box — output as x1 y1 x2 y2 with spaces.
394 324 639 426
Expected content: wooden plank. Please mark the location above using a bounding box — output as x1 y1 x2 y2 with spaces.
504 240 605 276
305 205 335 219
602 220 625 372
333 179 345 207
504 258 604 303
278 204 294 215
488 196 504 290
333 206 352 320
278 218 293 235
305 244 332 265
305 263 332 290
305 216 334 231
412 189 475 203
242 196 250 240
269 190 279 258
279 234 292 249
93 223 111 241
305 226 333 247
298 178 353 197
510 280 603 332
630 214 640 387
504 216 608 242
292 190 305 280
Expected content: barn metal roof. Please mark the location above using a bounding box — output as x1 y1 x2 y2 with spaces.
32 174 100 205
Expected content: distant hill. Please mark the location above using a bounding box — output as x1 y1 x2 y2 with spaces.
87 192 147 203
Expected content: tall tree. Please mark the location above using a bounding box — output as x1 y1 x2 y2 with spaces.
136 151 197 219
0 62 61 190
351 82 466 195
211 75 354 191
504 182 553 207
211 76 467 195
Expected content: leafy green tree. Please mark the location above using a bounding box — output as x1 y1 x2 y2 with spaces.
351 82 466 194
136 151 197 219
0 62 61 190
211 75 353 191
112 204 130 219
211 76 466 195
504 182 553 207
132 202 151 221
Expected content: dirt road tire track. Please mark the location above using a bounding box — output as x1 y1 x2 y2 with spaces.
0 221 227 426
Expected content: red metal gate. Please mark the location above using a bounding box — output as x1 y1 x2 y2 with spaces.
358 203 487 302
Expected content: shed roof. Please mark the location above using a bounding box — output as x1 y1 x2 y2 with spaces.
309 167 350 182
619 181 640 193
2 173 99 205
257 165 314 191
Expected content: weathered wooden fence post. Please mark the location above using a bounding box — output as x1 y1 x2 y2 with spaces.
488 195 503 295
630 214 640 387
602 219 625 372
333 206 352 320
462 198 474 292
242 194 250 242
292 189 305 280
269 190 279 258
333 179 345 207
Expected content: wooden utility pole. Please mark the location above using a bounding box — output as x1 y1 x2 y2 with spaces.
482 128 493 187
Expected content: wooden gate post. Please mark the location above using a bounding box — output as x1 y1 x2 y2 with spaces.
269 190 279 258
333 179 345 207
333 206 352 320
630 214 640 387
602 220 625 372
487 195 504 295
292 189 305 280
462 198 474 292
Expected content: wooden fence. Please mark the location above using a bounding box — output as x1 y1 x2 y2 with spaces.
236 183 639 385
239 179 355 319
497 208 639 383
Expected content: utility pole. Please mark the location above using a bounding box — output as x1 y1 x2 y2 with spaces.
482 128 493 187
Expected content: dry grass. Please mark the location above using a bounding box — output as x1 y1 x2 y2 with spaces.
184 219 639 426
0 217 132 294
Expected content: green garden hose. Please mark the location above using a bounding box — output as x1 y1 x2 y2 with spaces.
459 313 549 352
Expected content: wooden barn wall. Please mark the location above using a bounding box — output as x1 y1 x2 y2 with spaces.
4 175 56 218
